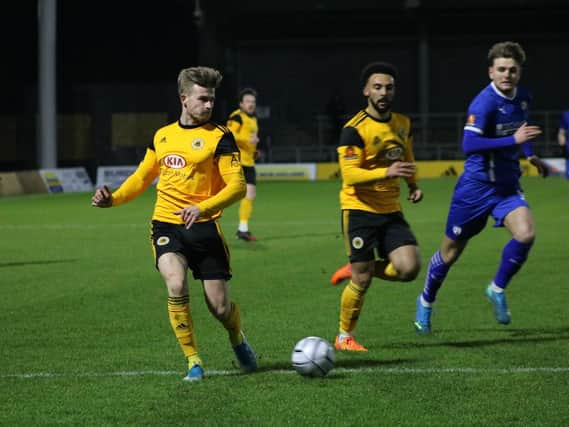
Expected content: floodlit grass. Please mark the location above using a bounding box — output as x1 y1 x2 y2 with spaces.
1 177 569 426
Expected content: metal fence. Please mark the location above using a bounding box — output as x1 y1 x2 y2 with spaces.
262 110 564 163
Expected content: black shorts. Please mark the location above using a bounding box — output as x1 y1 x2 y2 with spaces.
242 166 257 185
150 220 231 281
341 209 418 263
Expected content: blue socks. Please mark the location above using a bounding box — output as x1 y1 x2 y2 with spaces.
421 250 450 303
421 239 532 304
493 238 533 289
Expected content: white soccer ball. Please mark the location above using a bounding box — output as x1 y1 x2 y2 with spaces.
291 336 335 377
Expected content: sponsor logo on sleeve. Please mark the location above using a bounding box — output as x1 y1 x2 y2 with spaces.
344 146 358 160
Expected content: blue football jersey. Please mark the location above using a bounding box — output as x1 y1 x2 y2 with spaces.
560 110 569 157
462 82 531 187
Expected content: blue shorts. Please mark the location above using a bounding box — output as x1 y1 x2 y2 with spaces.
445 176 529 240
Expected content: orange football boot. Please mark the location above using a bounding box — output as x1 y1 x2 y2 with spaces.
330 263 352 285
334 335 368 352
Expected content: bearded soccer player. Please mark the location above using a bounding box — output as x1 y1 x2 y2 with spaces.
91 67 257 381
227 88 260 241
332 62 423 352
414 41 549 334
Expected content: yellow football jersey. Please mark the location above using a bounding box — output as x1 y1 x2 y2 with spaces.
338 110 417 214
227 108 259 167
111 120 245 224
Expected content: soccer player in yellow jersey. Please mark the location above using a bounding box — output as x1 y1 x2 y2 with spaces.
332 62 424 352
91 67 257 381
227 88 260 241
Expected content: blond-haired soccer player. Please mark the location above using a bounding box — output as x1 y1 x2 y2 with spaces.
227 88 260 241
91 66 257 381
332 62 423 352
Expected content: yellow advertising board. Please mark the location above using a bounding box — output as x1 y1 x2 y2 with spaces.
316 160 542 180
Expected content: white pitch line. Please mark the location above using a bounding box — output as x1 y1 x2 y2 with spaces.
3 366 569 380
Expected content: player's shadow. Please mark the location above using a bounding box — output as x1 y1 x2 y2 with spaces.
330 358 418 379
230 231 339 250
258 231 339 242
0 259 78 268
335 357 415 369
253 357 417 379
254 360 296 373
390 326 569 349
230 241 269 251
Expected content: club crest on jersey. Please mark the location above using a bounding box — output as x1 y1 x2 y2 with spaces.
344 146 358 160
164 154 186 169
191 138 205 150
156 236 170 246
352 236 364 249
521 101 528 110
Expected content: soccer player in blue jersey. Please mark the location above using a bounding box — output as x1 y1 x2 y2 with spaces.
414 41 549 333
557 110 569 179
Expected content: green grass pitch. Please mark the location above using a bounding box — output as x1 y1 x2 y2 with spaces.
1 177 569 426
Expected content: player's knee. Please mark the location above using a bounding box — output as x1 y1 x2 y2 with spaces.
166 283 186 296
351 272 372 289
439 242 465 266
210 302 231 320
396 262 421 282
163 275 186 296
514 229 535 244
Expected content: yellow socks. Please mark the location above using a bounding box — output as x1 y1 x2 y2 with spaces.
239 198 254 225
375 260 399 281
167 295 199 361
187 354 203 369
220 302 243 346
339 280 368 334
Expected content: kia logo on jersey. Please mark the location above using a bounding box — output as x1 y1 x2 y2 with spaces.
164 154 187 169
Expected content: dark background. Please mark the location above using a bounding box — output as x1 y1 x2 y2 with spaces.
4 0 569 175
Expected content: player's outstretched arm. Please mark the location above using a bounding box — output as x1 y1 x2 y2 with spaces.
91 185 113 208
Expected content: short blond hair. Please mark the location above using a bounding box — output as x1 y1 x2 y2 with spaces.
177 66 223 95
487 41 526 66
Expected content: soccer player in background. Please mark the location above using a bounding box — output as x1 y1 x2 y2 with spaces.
91 67 257 381
227 88 261 241
414 41 549 334
332 62 423 352
557 110 569 179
